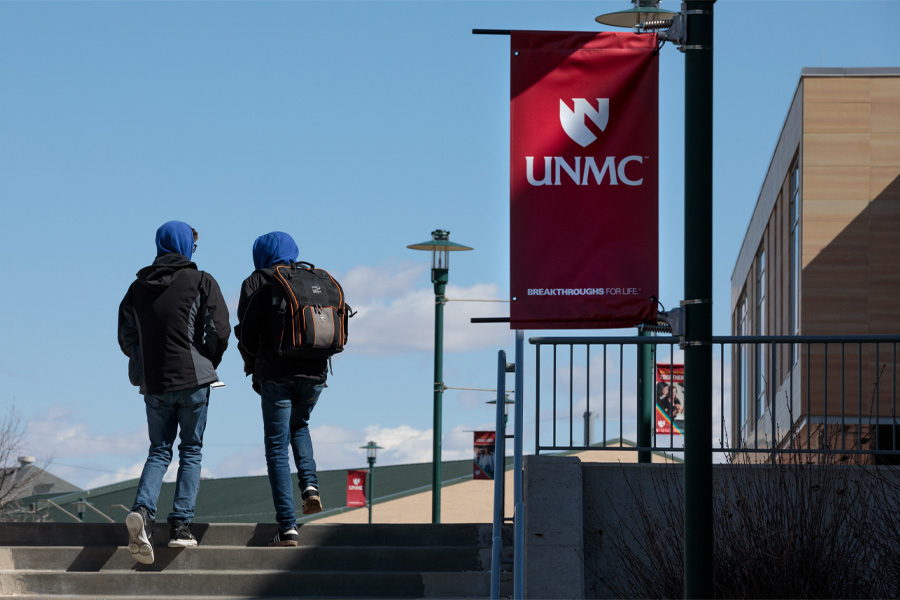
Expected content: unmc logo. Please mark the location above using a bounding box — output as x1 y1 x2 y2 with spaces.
525 96 642 186
560 98 609 147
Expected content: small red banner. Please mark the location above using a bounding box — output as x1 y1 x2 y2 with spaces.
346 470 367 507
474 431 496 480
510 31 659 329
655 363 685 436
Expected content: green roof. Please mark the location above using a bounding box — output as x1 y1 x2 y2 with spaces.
19 458 484 525
14 438 678 524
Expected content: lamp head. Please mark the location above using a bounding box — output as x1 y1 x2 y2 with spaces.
595 0 677 30
360 440 384 460
407 229 473 280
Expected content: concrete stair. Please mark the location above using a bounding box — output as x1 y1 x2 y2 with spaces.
0 522 513 598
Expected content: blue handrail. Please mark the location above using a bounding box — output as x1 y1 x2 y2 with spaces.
490 330 526 600
513 330 525 599
490 349 507 599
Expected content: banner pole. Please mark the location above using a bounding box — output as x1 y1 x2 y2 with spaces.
683 1 715 598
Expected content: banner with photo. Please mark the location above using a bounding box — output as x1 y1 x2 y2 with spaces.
655 363 685 436
346 470 367 507
510 31 659 329
474 431 496 480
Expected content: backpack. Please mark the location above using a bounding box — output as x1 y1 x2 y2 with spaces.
266 261 352 359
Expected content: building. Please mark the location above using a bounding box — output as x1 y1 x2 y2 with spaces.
731 68 900 455
0 456 82 520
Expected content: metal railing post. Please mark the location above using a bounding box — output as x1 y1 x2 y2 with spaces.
491 349 507 600
638 329 653 462
513 329 525 599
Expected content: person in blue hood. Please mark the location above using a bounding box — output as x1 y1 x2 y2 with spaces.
235 231 328 547
155 220 197 259
118 220 230 564
252 231 299 270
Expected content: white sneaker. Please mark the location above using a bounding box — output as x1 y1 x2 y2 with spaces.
126 508 154 565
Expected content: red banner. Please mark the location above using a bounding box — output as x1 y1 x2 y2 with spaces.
655 363 685 436
346 470 367 507
474 431 496 480
510 31 659 329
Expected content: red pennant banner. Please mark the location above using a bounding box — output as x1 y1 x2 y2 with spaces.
346 470 367 507
474 431 496 480
510 31 659 329
655 363 685 436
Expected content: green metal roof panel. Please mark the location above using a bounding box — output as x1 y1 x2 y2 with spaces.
24 459 479 524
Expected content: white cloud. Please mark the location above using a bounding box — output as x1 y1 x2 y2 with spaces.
214 446 268 479
341 262 426 302
83 460 148 490
340 261 509 356
24 405 147 461
210 422 435 477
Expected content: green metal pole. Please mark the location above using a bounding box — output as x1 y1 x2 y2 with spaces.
432 269 448 524
637 328 654 463
367 458 375 525
683 1 715 598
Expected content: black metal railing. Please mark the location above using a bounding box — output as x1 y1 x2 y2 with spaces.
530 335 900 461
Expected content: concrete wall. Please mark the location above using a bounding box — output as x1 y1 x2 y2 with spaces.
523 455 900 599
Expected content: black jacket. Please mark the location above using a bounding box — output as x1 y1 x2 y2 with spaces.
235 270 327 391
118 253 231 395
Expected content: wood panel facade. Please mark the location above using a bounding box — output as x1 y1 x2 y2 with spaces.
730 69 900 453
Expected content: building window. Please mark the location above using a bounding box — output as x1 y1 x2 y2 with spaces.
756 247 766 421
738 293 749 429
789 161 801 364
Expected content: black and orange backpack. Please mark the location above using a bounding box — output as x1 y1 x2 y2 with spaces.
267 261 353 359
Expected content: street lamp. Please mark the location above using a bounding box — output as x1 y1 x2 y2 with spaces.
596 2 715 597
359 441 383 524
486 394 514 428
73 499 87 522
407 229 473 524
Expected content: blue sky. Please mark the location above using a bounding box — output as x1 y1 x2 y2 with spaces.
2 0 897 490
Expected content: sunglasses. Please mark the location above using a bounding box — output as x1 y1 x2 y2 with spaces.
191 227 198 253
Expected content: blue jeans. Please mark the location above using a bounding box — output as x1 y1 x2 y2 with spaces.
132 385 209 523
260 378 325 529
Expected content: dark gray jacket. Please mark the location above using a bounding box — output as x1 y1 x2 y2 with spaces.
118 253 230 395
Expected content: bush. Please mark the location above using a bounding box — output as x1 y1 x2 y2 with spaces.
592 451 899 599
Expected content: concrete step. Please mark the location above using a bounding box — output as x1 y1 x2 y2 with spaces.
0 570 494 598
0 523 514 598
0 522 495 548
1 545 489 572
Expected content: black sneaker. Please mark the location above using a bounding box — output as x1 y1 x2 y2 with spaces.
301 488 322 515
168 520 198 548
269 526 299 547
126 507 154 564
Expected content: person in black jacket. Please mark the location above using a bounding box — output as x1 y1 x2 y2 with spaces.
235 231 326 547
118 221 230 564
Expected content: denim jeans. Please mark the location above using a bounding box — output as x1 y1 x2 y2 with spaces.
260 377 325 529
132 385 209 523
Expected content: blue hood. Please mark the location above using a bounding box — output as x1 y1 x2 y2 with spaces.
253 231 299 270
155 221 194 259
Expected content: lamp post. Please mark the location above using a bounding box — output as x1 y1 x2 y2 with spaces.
408 230 473 524
597 2 715 597
73 499 87 522
486 394 514 428
359 441 383 524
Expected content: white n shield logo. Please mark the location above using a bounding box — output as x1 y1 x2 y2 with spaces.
559 99 609 147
